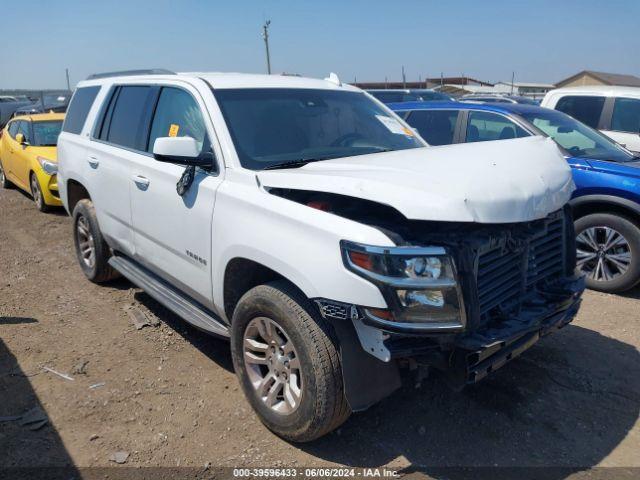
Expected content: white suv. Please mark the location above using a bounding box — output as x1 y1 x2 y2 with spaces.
542 86 640 154
57 69 584 441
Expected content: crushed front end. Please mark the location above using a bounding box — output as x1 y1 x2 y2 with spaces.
317 206 584 410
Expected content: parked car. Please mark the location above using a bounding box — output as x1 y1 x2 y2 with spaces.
367 88 453 103
57 70 583 441
392 101 640 292
542 86 640 154
0 97 33 128
13 93 72 117
460 93 539 105
0 113 65 211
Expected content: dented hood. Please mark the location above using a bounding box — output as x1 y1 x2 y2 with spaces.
257 136 574 223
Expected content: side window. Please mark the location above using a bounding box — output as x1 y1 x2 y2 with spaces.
106 86 153 150
555 95 605 129
147 87 207 153
63 86 100 134
611 97 640 133
405 110 458 146
7 121 19 139
466 111 528 143
17 121 31 143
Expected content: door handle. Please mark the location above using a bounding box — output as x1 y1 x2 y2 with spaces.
87 156 99 168
132 175 150 189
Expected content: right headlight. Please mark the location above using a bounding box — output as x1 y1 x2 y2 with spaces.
341 240 465 331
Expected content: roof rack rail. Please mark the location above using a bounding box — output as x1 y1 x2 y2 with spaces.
86 69 176 80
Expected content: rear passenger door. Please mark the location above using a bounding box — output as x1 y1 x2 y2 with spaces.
129 84 222 307
403 110 460 146
89 85 154 255
463 111 529 143
601 97 640 154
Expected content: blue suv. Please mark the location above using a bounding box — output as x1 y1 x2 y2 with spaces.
391 101 640 293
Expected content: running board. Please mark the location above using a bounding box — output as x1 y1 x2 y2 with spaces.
109 255 229 338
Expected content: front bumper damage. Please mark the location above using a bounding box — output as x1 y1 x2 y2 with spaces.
319 274 584 412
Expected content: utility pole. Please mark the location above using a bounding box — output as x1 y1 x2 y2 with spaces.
65 68 71 91
511 71 515 95
401 66 406 89
262 20 272 74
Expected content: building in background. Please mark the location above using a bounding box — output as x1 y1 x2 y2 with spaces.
556 70 640 88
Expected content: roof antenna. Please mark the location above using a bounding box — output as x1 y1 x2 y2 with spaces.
325 72 341 86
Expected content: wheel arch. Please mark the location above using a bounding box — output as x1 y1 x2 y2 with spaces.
570 195 640 226
66 178 91 214
222 257 309 323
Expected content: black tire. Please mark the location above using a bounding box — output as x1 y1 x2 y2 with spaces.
231 280 350 442
30 172 50 212
0 159 13 189
72 199 119 283
575 213 640 293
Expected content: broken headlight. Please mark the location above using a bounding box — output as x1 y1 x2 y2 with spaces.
341 240 465 331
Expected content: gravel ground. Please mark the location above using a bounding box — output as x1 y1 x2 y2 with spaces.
1 185 639 479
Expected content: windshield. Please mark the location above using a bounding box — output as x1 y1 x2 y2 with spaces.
32 121 63 146
519 109 636 162
214 88 423 170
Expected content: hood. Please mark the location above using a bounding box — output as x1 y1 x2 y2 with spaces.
258 136 574 223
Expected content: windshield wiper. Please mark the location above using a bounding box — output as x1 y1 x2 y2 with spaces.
262 158 328 170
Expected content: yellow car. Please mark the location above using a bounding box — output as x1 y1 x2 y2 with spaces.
0 113 64 211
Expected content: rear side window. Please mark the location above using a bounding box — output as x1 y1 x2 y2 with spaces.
147 87 207 153
63 86 100 134
405 110 458 146
105 86 153 150
555 95 605 129
466 111 528 143
611 97 640 133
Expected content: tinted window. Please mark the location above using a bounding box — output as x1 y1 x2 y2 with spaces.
214 88 422 170
148 87 207 153
405 110 458 146
32 121 63 146
7 121 19 138
369 91 421 103
611 97 640 133
63 86 100 134
555 95 605 128
466 111 528 142
106 86 153 150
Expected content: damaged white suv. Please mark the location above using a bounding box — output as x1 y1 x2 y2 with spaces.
57 70 584 441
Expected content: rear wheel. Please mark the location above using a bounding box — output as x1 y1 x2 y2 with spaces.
0 160 13 189
575 213 640 293
72 199 119 283
231 281 350 442
30 173 50 212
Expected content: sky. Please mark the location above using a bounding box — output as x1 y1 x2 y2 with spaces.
1 0 639 90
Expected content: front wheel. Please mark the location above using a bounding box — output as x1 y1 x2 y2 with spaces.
30 173 50 212
231 281 350 442
575 213 640 293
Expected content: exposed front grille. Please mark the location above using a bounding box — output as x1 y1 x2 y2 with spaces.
476 212 566 320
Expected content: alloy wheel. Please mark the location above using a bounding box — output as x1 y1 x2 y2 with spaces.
76 216 96 269
243 316 303 415
31 175 42 208
576 226 632 282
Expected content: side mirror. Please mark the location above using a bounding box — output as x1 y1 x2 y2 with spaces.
15 133 28 146
153 137 212 167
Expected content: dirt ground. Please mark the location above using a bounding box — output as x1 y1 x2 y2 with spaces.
1 185 639 478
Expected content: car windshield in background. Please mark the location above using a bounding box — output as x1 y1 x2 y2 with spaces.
214 88 423 170
32 121 63 146
520 110 635 162
416 91 453 101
